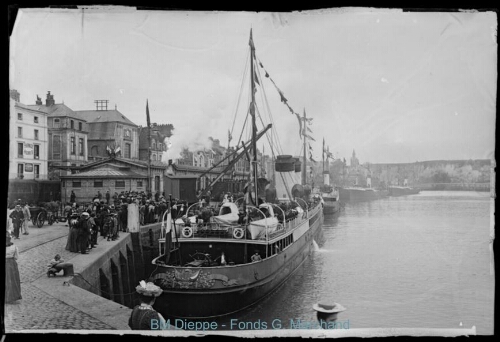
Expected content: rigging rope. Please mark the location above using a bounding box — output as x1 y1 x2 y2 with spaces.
229 49 251 148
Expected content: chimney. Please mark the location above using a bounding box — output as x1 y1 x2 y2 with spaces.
9 89 20 102
46 91 55 106
35 95 42 105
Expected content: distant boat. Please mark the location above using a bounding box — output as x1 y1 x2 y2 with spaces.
338 186 386 202
388 186 420 196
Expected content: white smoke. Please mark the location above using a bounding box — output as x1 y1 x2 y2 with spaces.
164 134 213 163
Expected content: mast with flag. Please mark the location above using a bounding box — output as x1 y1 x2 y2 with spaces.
250 29 258 204
146 99 152 194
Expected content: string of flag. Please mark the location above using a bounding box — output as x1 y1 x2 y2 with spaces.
254 55 317 162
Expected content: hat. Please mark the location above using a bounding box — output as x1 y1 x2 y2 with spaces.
15 204 21 208
81 212 90 217
135 280 162 297
312 303 346 314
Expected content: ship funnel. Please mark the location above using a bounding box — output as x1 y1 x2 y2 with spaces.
323 171 330 186
275 155 301 200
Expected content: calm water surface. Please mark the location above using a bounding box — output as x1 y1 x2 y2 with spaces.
215 191 494 335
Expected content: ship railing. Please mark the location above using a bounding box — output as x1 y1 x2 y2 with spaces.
294 198 309 218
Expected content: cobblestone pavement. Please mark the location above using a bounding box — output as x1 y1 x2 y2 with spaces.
4 232 115 331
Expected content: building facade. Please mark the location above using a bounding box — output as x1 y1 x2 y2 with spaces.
9 90 49 180
28 92 89 179
75 101 139 162
60 157 167 203
138 124 169 163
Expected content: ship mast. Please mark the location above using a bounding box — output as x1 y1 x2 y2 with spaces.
249 29 258 203
302 109 307 185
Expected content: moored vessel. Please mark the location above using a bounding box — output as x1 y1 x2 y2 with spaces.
148 30 324 319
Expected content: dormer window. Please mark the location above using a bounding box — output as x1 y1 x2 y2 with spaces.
54 119 60 128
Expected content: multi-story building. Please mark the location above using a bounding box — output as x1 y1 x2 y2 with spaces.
165 138 250 201
9 90 49 180
138 123 171 163
27 91 89 179
74 100 139 162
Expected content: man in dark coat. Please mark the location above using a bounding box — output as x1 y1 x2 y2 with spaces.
9 205 24 239
77 212 91 254
70 191 76 203
106 190 111 205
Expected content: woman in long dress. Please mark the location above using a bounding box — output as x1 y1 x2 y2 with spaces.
5 233 22 303
65 214 80 252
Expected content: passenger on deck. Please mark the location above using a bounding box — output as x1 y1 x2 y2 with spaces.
251 252 262 262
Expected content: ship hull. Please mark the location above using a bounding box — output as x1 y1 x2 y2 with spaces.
339 187 384 202
323 200 340 214
150 206 324 319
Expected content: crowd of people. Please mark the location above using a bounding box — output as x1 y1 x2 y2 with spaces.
62 190 176 255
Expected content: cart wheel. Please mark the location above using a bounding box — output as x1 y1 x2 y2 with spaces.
37 212 45 228
48 215 54 225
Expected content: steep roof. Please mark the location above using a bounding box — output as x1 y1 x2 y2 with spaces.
74 109 137 127
26 103 83 120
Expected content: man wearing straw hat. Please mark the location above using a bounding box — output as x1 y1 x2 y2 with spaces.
129 280 166 330
312 302 347 329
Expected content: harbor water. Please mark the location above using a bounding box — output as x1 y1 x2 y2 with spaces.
211 191 494 334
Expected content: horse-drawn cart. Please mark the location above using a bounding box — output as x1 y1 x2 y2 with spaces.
29 206 47 228
28 206 66 227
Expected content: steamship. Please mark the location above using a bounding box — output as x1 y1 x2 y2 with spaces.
148 30 324 319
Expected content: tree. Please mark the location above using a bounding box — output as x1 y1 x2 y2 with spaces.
432 170 451 183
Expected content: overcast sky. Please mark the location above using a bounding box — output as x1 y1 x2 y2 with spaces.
9 7 497 164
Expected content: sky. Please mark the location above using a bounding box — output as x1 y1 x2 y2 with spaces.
9 7 497 164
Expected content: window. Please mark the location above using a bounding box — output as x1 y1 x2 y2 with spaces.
137 181 143 187
18 127 22 138
72 181 81 188
151 139 156 149
94 180 103 187
17 164 24 177
78 122 82 131
71 137 75 154
91 145 99 157
70 120 74 129
34 145 40 159
152 154 157 161
34 129 39 140
159 154 162 161
79 138 84 156
115 180 125 188
34 116 39 123
158 143 162 151
17 113 23 120
124 143 131 159
54 119 60 128
17 143 23 158
53 135 61 159
34 165 40 178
